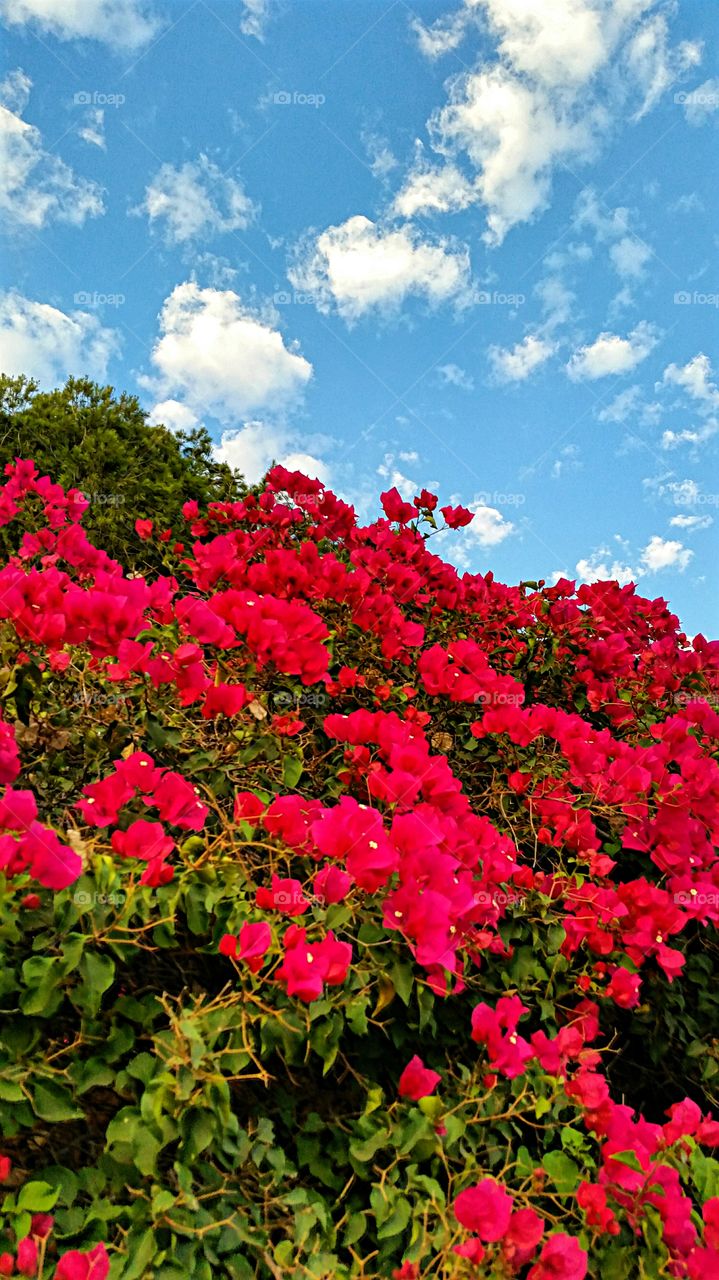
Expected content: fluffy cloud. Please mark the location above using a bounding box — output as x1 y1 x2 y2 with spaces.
393 156 476 219
216 422 331 486
566 321 658 380
396 1 702 244
489 334 554 382
147 400 199 432
663 353 719 409
0 0 160 49
0 290 119 385
239 0 275 40
134 155 257 245
288 216 473 322
142 282 312 422
682 78 719 125
640 534 693 572
0 70 104 229
575 549 637 586
438 363 474 390
597 385 642 423
669 513 713 530
465 501 515 547
575 188 652 278
78 108 105 150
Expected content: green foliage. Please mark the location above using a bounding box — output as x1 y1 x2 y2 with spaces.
0 376 245 566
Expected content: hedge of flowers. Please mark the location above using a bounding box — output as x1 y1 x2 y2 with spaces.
0 456 718 1278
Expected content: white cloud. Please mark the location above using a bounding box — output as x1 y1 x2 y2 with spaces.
663 353 719 409
0 71 104 230
466 501 514 547
147 399 199 432
134 155 257 245
597 384 642 422
396 1 701 244
438 362 474 390
609 235 651 278
410 6 475 60
0 290 119 386
78 107 105 150
216 422 331 486
393 154 476 218
624 13 701 119
575 188 652 278
142 282 312 423
288 216 473 322
566 321 658 380
239 0 275 40
0 0 160 49
361 129 398 180
489 333 554 382
575 550 638 586
640 534 693 572
669 513 713 530
682 78 719 125
377 454 418 501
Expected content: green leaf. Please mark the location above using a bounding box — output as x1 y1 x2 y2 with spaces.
32 1081 83 1122
17 1181 60 1212
542 1150 580 1194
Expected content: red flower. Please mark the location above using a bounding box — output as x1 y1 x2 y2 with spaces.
233 791 266 823
55 1243 109 1280
202 682 249 718
276 928 351 1002
17 1238 38 1277
503 1208 544 1267
454 1178 514 1241
134 518 153 540
440 503 473 529
238 921 272 973
313 863 352 903
0 1155 10 1181
381 487 415 524
256 874 309 916
398 1055 442 1101
527 1234 587 1280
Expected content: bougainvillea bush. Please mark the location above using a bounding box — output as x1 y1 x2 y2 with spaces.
1 457 719 1280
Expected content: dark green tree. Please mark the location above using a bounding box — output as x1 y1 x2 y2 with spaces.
0 375 245 566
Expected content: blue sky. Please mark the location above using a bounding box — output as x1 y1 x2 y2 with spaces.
1 0 717 636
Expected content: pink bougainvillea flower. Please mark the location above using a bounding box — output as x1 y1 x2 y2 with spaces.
0 1155 10 1181
275 927 352 1002
237 921 272 973
453 1238 486 1263
381 487 415 524
134 518 153 540
146 772 208 830
256 874 309 916
233 791 266 823
0 788 37 831
202 682 249 718
453 1178 514 1242
502 1209 544 1267
111 820 174 864
392 1264 419 1280
313 863 352 904
440 503 473 529
527 1234 588 1280
17 1237 38 1277
606 967 641 1009
703 1197 719 1249
398 1055 441 1101
55 1243 110 1280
